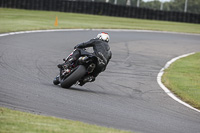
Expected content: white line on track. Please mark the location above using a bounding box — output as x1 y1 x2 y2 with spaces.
1 29 200 37
0 29 200 113
157 53 200 113
0 29 89 37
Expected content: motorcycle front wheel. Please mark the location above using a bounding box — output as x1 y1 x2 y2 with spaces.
60 65 86 88
53 75 60 85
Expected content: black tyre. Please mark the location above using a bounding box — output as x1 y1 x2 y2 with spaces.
53 76 60 85
61 65 86 88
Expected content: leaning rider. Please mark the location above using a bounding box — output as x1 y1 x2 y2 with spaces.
58 32 112 85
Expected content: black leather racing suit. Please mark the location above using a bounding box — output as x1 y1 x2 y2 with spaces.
73 38 112 77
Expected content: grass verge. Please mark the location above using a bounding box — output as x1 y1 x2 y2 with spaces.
0 7 200 132
0 107 131 133
0 8 200 34
162 53 200 110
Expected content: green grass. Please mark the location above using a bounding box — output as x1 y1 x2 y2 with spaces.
162 53 200 109
0 107 132 133
0 8 200 34
0 7 200 133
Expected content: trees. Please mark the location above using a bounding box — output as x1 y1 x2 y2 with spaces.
162 0 200 14
133 0 200 14
92 0 200 14
140 0 161 10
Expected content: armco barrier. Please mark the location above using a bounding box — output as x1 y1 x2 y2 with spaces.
0 0 199 23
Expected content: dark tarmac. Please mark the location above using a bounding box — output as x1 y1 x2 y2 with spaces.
0 30 200 133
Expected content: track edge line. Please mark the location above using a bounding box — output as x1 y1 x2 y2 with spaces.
1 29 199 112
0 29 200 37
157 52 200 113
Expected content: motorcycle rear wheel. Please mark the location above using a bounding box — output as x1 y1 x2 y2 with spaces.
60 65 86 88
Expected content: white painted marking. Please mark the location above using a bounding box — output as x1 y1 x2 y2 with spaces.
0 29 89 37
0 29 199 112
0 29 200 37
157 53 200 113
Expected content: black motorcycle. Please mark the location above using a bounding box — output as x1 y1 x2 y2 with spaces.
53 48 98 88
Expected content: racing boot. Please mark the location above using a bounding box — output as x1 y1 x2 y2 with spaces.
57 57 75 69
57 64 64 69
57 63 69 69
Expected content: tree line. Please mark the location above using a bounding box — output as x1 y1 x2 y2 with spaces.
93 0 200 14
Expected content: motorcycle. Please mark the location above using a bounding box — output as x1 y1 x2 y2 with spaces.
53 48 98 88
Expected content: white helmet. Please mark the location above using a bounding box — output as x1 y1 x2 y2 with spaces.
97 32 110 42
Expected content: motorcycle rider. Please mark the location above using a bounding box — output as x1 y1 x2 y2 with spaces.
57 32 112 86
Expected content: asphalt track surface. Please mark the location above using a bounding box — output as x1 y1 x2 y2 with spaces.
0 30 200 133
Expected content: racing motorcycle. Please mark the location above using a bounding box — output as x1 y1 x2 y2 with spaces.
53 48 98 88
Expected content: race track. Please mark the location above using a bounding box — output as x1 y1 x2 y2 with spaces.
0 30 200 133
